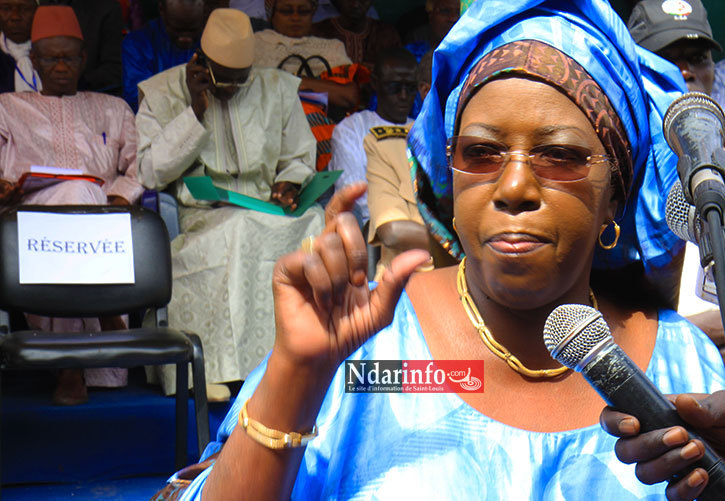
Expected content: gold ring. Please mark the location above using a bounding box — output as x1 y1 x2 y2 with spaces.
301 235 316 254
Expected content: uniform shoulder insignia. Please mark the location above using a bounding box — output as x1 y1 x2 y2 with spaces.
369 126 409 140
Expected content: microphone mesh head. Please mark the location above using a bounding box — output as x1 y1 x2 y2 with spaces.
665 180 699 243
663 92 725 142
543 304 611 369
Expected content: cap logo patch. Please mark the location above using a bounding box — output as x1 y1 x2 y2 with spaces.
661 0 693 17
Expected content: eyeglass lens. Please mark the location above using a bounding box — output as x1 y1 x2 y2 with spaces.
207 62 240 88
382 81 418 95
39 56 83 66
447 136 608 181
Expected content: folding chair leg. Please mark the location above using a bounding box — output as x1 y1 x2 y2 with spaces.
174 362 189 470
188 333 210 455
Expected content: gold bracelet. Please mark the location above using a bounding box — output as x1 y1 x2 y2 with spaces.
238 399 318 449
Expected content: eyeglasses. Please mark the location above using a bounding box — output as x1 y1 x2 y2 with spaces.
37 55 83 67
446 136 611 181
381 81 418 95
207 61 243 88
275 6 314 16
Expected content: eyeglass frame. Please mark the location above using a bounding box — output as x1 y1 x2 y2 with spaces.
380 80 418 95
445 135 613 182
36 55 84 68
206 61 245 89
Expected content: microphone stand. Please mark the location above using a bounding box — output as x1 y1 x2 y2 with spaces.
693 176 725 333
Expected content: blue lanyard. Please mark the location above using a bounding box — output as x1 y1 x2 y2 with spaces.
3 34 37 91
14 63 37 91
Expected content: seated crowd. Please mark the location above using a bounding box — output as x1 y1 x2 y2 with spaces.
1 1 725 499
0 0 459 403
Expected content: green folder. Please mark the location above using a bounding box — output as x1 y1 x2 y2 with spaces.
183 170 342 217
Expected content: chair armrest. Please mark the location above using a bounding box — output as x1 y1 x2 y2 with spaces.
158 193 180 241
141 190 180 241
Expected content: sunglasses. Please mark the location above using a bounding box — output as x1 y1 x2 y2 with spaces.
206 61 244 88
446 136 611 181
381 81 418 95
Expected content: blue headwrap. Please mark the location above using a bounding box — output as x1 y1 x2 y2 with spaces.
408 0 687 273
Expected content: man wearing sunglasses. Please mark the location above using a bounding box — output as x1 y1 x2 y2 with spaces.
136 8 322 401
331 47 417 228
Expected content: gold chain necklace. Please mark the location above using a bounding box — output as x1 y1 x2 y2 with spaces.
456 257 599 379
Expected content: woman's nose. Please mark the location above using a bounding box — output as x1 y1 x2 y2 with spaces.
491 156 542 214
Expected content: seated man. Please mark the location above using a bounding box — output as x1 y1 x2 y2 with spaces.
122 0 205 112
628 0 724 354
0 0 39 93
365 50 438 280
136 8 323 401
0 6 143 404
331 47 416 227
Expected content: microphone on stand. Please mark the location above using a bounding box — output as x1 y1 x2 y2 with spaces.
543 304 725 500
663 92 725 212
665 181 719 305
664 92 725 319
665 180 703 245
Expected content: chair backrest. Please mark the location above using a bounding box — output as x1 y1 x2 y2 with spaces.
0 205 172 317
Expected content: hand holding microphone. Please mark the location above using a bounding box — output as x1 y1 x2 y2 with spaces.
601 392 725 501
543 305 725 500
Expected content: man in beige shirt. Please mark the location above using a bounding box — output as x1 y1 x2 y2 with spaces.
365 51 450 280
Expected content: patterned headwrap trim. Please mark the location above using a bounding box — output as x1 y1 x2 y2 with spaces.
265 0 319 20
456 40 632 202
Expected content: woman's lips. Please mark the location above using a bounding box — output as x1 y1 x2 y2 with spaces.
487 233 549 254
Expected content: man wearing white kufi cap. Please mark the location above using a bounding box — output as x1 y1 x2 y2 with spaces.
136 8 321 400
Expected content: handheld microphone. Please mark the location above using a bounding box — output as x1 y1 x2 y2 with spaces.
543 304 725 500
663 92 725 216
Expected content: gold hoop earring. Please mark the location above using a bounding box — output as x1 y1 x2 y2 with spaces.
452 217 457 234
598 221 620 250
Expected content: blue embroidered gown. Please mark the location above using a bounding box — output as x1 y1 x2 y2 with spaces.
178 291 725 500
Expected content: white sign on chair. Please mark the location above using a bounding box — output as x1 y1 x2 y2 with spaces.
17 212 135 284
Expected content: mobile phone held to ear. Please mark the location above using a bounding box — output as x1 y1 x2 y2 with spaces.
195 49 207 66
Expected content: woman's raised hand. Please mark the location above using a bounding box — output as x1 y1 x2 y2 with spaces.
600 391 725 500
271 182 430 373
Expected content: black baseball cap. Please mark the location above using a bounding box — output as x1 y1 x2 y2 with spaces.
627 0 722 53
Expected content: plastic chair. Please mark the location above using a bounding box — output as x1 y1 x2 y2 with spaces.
0 205 210 490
